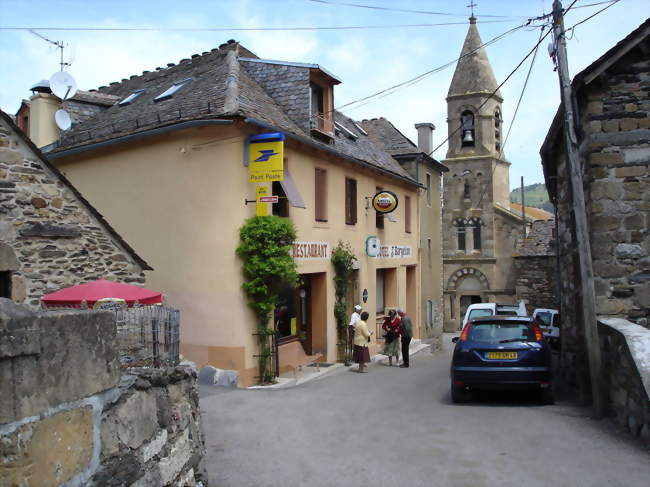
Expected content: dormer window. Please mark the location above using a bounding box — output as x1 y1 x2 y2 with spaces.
154 78 192 102
460 111 475 147
118 89 145 106
309 73 335 138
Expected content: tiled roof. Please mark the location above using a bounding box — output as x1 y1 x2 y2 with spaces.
510 203 554 221
359 117 417 155
49 41 415 184
516 219 556 257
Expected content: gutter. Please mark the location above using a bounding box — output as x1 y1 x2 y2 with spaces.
47 119 234 160
244 117 424 189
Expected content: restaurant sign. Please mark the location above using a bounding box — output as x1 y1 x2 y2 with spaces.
374 245 413 259
291 241 330 260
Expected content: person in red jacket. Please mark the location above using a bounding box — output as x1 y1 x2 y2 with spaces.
381 309 401 366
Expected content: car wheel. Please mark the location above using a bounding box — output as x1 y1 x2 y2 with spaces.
539 386 555 405
451 383 469 403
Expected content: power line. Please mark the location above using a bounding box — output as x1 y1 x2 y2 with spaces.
333 23 527 114
566 0 621 32
0 19 520 33
305 0 530 18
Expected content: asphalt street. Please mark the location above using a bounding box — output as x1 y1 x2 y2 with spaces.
199 337 650 487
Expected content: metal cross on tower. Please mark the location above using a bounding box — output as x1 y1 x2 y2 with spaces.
467 1 477 17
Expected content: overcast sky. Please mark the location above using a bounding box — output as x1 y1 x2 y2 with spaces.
1 0 648 189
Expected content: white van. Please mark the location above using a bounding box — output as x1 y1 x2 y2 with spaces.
461 301 527 329
533 308 560 346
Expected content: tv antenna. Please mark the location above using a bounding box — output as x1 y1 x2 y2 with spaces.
29 30 72 72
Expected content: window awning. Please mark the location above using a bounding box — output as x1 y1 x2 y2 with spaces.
280 169 306 208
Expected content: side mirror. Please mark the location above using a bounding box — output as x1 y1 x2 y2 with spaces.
451 337 459 344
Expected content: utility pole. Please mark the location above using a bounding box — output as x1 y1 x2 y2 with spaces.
520 176 526 240
551 0 603 418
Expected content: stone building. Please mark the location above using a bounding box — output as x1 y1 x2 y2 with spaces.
513 219 559 314
0 110 149 309
23 41 429 385
540 19 649 411
441 17 537 330
361 117 448 345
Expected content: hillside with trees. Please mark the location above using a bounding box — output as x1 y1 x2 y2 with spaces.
510 183 554 213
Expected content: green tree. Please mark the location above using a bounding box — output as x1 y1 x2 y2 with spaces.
331 241 358 362
237 216 299 383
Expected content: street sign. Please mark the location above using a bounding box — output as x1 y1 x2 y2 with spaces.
248 132 285 183
259 196 279 203
256 185 268 216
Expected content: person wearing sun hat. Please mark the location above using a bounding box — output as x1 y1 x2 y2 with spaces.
348 304 363 362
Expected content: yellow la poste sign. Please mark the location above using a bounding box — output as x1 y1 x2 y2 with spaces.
249 139 284 183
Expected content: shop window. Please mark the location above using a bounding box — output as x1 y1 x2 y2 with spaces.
426 173 432 207
272 181 289 217
375 186 384 229
315 168 327 222
405 195 412 234
275 282 299 341
460 110 475 147
345 177 357 225
0 271 11 298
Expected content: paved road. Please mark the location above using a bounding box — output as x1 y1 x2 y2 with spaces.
200 337 650 487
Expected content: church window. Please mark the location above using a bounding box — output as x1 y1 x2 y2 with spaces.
495 110 501 152
460 111 475 147
463 180 470 199
471 218 482 250
456 220 466 251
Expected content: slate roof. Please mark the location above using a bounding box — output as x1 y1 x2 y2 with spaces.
516 219 556 257
359 118 417 155
49 41 415 185
448 17 501 99
0 110 152 270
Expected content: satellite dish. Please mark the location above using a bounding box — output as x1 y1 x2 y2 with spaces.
55 109 72 131
49 71 77 100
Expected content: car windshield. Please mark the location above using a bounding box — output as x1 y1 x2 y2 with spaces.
536 312 552 326
468 309 493 320
468 322 535 344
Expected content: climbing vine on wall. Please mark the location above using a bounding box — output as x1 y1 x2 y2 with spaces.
331 241 358 362
237 216 299 384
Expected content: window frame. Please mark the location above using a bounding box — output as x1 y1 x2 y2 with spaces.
314 167 328 222
345 177 357 225
154 78 192 102
426 172 432 207
404 195 412 234
375 186 384 229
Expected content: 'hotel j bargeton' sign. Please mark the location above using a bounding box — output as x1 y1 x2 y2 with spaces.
376 245 412 258
291 242 330 260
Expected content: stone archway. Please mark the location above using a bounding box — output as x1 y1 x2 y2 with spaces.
447 267 489 291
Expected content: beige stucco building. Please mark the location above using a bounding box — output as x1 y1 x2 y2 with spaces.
441 17 533 331
26 41 428 386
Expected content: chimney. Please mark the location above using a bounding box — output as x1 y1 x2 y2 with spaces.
414 122 435 155
27 80 61 148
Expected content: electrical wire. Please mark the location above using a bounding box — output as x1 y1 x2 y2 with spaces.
566 0 622 33
0 19 520 33
305 0 530 18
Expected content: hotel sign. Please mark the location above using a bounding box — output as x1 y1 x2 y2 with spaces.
375 245 413 259
291 241 330 260
248 132 285 183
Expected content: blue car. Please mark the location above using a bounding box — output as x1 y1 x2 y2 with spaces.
450 316 554 404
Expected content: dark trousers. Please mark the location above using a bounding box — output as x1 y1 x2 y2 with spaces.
401 336 412 367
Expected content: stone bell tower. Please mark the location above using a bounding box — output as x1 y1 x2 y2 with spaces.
441 16 522 331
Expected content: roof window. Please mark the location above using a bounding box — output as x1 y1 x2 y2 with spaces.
118 89 145 106
334 121 358 141
154 78 192 102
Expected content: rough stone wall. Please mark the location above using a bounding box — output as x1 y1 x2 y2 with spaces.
580 54 650 324
598 319 650 446
514 255 559 312
0 299 207 486
0 115 145 309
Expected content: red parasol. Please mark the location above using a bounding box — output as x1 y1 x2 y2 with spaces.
41 279 163 308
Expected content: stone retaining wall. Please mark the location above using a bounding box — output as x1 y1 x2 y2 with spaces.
0 299 207 486
598 318 650 446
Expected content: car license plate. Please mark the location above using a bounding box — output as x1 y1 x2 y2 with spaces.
486 352 517 359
